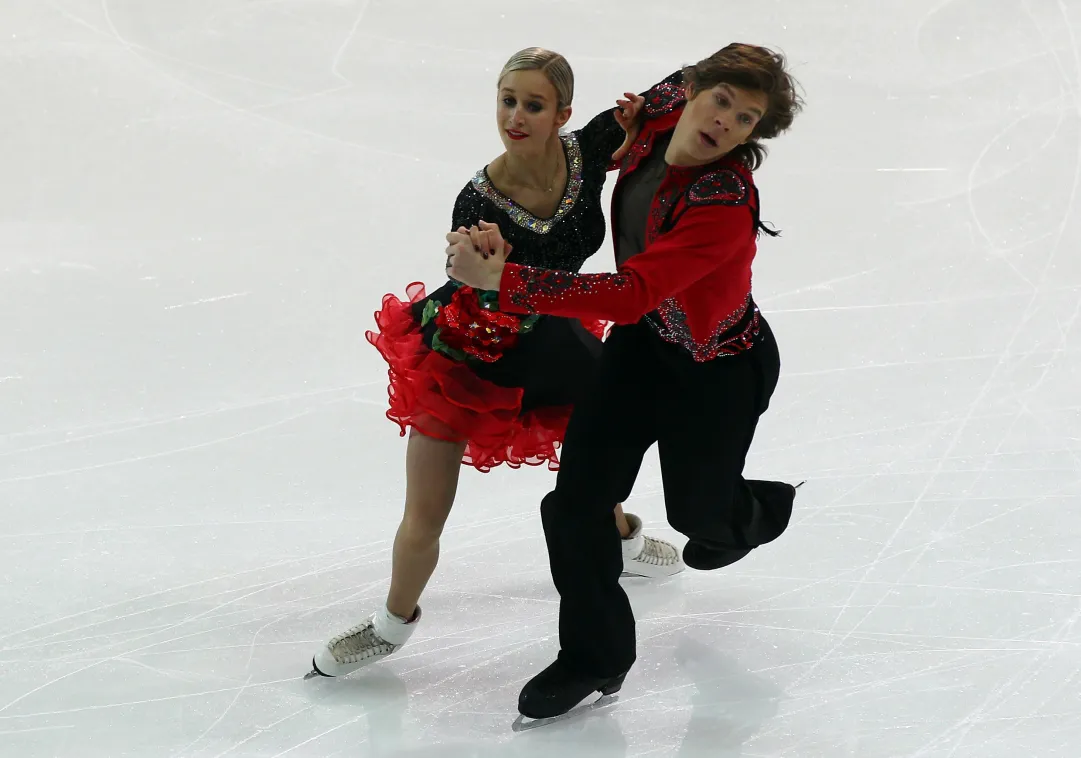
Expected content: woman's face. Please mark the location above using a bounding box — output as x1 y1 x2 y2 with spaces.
668 81 768 166
496 69 572 154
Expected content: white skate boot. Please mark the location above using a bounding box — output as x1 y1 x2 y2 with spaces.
306 605 421 679
621 513 685 578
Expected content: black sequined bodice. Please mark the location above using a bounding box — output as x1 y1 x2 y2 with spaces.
448 109 625 275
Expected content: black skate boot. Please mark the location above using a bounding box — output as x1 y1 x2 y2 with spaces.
518 659 628 719
683 481 803 570
682 543 754 570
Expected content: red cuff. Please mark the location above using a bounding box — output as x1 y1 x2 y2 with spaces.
499 262 533 314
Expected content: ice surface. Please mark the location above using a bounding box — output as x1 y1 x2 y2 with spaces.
2 1 1080 756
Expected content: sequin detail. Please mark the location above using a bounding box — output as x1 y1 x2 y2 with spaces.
624 136 649 165
506 267 631 315
647 182 684 244
448 120 608 275
643 82 686 118
618 80 684 175
687 169 749 206
470 133 584 235
648 294 760 362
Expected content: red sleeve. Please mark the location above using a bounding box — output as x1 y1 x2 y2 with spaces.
498 202 753 323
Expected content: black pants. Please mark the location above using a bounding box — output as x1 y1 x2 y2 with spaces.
539 316 794 678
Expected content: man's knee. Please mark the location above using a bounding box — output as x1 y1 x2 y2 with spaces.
541 487 618 529
539 490 566 523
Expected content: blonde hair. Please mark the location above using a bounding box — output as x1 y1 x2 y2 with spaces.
497 47 574 109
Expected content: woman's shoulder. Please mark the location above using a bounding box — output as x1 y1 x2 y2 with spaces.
451 175 493 227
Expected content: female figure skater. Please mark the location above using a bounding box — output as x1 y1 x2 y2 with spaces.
307 49 683 680
446 43 805 718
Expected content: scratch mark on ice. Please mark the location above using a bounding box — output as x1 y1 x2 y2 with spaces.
165 292 249 310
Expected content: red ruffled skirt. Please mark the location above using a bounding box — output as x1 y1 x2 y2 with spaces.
365 282 608 472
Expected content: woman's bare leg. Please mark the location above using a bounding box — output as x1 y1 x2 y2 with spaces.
385 429 467 619
385 434 641 620
614 503 632 539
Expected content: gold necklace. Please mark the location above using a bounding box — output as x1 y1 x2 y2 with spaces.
505 150 561 193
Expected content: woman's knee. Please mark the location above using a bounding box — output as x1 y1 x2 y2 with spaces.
397 509 448 545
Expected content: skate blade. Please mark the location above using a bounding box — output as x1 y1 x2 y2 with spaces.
620 569 684 579
303 658 332 680
511 693 619 731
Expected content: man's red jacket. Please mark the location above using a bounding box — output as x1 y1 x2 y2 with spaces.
497 73 773 362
